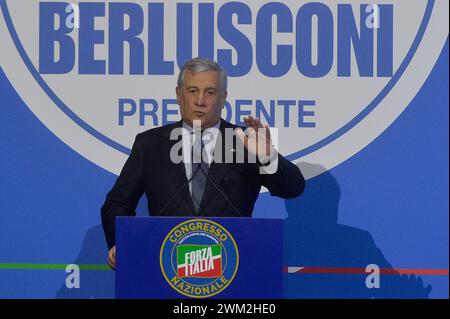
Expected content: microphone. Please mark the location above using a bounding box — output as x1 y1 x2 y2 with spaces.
196 137 244 217
154 162 202 216
155 130 244 217
197 164 244 217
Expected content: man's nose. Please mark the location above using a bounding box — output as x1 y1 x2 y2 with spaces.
195 93 206 106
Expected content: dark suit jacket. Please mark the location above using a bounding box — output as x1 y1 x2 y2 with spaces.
101 119 305 249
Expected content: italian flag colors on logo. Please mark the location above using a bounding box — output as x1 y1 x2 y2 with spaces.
177 244 222 278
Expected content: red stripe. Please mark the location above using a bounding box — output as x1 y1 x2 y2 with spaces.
178 258 222 278
284 267 449 276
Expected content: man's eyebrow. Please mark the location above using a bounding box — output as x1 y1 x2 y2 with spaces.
185 86 217 91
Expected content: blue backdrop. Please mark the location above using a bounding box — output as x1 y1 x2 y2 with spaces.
0 35 448 299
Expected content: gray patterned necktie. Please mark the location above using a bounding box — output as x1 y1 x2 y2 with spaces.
191 133 210 213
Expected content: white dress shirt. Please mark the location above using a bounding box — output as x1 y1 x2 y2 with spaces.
181 121 221 194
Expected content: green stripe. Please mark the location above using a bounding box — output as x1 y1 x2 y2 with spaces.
0 263 111 271
177 245 222 265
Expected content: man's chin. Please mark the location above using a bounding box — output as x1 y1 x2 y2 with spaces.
192 118 209 128
187 117 220 129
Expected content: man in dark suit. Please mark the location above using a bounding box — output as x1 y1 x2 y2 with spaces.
102 58 305 269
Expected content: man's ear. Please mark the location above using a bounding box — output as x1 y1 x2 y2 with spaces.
176 87 181 104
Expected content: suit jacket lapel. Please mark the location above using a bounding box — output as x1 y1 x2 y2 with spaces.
159 120 196 213
200 120 235 212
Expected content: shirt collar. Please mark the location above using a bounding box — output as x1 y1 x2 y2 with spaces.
182 120 221 138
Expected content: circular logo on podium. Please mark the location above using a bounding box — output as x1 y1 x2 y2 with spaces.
160 219 239 298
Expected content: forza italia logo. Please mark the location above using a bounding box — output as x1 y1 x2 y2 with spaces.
177 244 222 278
160 219 239 298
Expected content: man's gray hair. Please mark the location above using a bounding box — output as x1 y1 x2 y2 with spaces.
177 58 228 93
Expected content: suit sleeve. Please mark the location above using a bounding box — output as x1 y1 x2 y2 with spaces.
259 152 305 199
101 133 145 249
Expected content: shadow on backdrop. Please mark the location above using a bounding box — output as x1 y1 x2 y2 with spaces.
55 164 432 299
284 163 432 298
55 225 114 299
55 196 149 298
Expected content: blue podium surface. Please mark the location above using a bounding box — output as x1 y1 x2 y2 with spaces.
116 217 283 299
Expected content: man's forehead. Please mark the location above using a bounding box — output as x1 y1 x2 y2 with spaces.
183 70 220 85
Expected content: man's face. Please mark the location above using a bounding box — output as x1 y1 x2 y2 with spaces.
176 70 227 129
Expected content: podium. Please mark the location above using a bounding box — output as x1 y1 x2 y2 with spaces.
115 217 283 299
